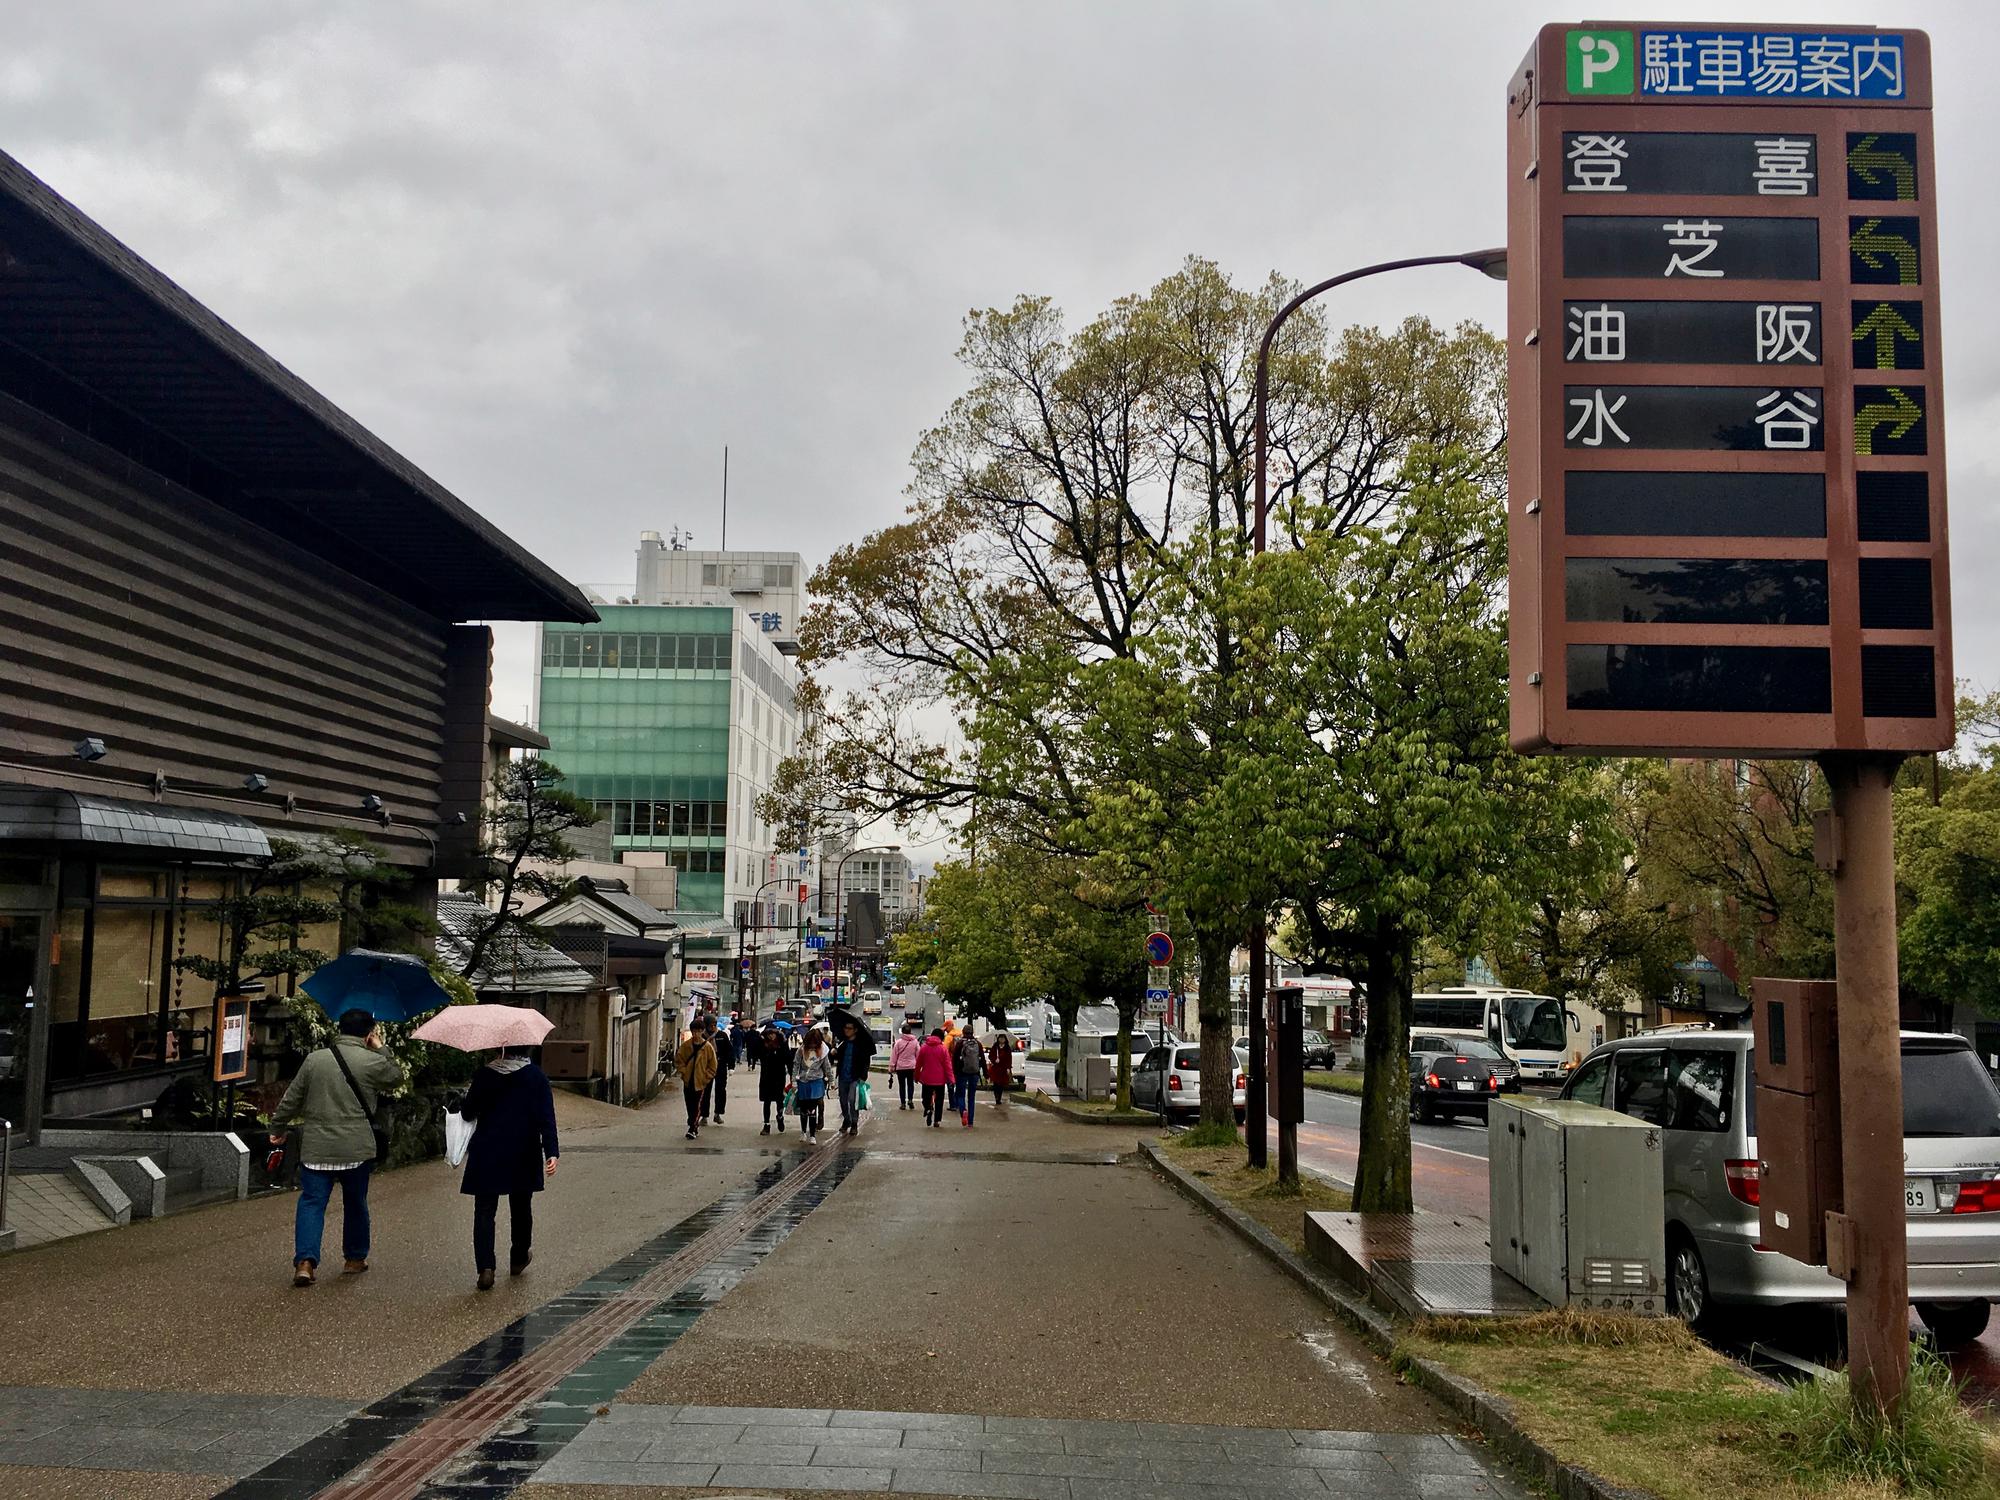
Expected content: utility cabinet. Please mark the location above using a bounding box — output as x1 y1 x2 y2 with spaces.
1490 1097 1665 1313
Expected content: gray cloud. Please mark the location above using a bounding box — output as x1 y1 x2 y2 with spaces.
6 0 1995 747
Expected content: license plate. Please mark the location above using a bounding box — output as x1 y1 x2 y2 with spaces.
1905 1178 1937 1214
1455 1080 1477 1092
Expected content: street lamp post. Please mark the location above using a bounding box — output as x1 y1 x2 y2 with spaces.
1246 248 1507 1178
831 844 902 1004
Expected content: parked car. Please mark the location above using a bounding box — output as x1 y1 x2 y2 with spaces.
1410 1030 1520 1092
1559 1029 2000 1347
1409 1043 1507 1124
1131 1044 1247 1122
1300 1029 1339 1069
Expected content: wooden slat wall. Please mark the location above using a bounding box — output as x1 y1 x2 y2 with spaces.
0 401 448 863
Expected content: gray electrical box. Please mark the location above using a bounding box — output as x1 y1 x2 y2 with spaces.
1490 1096 1665 1313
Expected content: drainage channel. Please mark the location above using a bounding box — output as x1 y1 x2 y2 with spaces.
212 1142 859 1500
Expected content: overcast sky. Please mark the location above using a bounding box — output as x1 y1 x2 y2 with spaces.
7 1 1995 858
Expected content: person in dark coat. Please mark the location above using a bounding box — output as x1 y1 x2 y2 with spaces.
706 1021 736 1124
458 1047 560 1291
757 1022 792 1135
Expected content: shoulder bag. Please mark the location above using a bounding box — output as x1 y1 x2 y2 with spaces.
329 1044 391 1165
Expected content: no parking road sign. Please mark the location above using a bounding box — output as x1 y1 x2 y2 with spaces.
1144 931 1173 965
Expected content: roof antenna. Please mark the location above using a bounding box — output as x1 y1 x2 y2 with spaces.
720 444 729 552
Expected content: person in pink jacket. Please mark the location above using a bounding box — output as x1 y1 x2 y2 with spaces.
890 1023 922 1111
914 1027 955 1128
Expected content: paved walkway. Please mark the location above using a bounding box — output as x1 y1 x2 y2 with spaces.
0 1082 1524 1499
531 1403 1515 1498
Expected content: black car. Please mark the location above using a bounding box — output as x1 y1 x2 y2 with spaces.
1409 1044 1508 1123
1300 1029 1339 1069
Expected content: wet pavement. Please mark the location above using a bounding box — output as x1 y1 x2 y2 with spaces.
0 1079 1514 1498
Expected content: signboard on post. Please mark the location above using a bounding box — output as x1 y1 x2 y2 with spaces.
211 994 251 1083
1508 24 1949 756
1143 931 1173 965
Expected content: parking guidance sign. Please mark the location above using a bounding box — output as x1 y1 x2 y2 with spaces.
1508 24 1950 755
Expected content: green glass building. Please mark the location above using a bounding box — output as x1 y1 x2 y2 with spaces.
535 604 803 922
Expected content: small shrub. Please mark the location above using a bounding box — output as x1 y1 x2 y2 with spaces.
1762 1351 1996 1495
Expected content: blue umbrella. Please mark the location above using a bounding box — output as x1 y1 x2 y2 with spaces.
302 949 453 1025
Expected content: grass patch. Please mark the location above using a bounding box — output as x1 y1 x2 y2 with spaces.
1163 1137 1349 1252
1406 1312 2000 1500
1028 1048 1059 1063
1175 1118 1243 1149
1304 1069 1365 1096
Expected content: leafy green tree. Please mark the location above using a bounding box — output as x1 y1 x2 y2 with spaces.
1253 457 1615 1211
1487 760 1690 1021
456 758 599 981
172 838 343 994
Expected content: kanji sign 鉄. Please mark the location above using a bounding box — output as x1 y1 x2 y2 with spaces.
1508 23 1950 754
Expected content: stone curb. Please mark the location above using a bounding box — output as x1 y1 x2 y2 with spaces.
1137 1138 1655 1500
1018 1090 1159 1126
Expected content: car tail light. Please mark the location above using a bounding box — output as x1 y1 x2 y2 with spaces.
1453 1056 1468 1064
1425 1072 1442 1090
1724 1159 1761 1206
1948 1178 2000 1214
1167 1074 1183 1093
1234 1073 1247 1090
1488 1074 1500 1090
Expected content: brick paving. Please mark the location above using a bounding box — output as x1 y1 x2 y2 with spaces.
530 1403 1527 1498
2 1175 114 1248
0 1387 355 1476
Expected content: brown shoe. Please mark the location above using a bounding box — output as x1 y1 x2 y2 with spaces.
293 1258 317 1288
509 1252 532 1277
476 1268 495 1291
341 1259 368 1276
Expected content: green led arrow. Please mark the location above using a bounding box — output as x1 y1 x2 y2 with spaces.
1855 387 1921 454
1852 303 1920 369
1848 134 1917 199
1851 219 1920 284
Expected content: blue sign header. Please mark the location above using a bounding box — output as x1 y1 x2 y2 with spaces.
1640 31 1905 100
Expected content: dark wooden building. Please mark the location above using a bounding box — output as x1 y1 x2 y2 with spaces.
0 149 595 1134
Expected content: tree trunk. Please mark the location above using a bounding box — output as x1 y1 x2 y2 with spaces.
1352 922 1415 1212
1193 926 1237 1131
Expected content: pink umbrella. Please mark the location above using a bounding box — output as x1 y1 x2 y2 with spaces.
410 1004 554 1052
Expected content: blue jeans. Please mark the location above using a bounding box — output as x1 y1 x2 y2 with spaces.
295 1164 373 1265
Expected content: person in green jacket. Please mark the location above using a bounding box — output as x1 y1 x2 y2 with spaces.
269 1009 405 1286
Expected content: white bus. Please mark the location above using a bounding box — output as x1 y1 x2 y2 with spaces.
1409 986 1605 1083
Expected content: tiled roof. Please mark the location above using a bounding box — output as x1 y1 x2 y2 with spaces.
433 894 595 994
0 783 270 859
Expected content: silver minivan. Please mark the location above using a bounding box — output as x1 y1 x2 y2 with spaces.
1132 1044 1248 1121
1560 1029 2000 1347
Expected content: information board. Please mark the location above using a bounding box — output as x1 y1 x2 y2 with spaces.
212 995 251 1083
1508 23 1950 755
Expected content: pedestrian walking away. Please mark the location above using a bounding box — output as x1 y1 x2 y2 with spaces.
676 1017 719 1140
832 1016 876 1135
706 1019 736 1123
915 1026 954 1128
986 1031 1013 1108
952 1026 985 1127
268 1009 405 1287
890 1022 920 1110
794 1028 830 1142
757 1020 793 1134
457 1046 560 1291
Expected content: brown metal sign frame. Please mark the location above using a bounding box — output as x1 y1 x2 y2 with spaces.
1508 24 1950 756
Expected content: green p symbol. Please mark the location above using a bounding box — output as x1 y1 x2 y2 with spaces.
1568 30 1635 94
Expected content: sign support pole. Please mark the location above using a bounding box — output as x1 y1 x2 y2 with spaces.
1823 753 1909 1417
